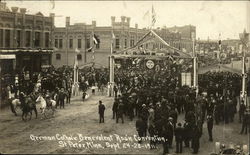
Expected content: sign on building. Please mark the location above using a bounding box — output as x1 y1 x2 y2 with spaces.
181 72 192 87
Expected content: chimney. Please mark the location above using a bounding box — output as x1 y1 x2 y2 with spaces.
19 8 26 14
135 23 138 29
92 21 96 27
126 17 130 26
11 7 18 13
66 17 70 27
121 16 126 23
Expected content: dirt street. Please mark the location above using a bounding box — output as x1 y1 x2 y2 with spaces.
0 92 248 154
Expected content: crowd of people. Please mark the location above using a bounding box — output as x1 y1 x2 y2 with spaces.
110 61 247 154
1 65 109 117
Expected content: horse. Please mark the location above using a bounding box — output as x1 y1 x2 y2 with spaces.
36 95 56 119
10 98 21 116
21 96 37 121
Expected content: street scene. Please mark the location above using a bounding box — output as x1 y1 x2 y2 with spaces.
0 1 250 155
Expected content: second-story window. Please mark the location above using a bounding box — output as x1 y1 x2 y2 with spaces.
34 32 40 47
77 54 82 60
0 29 3 47
78 39 81 49
45 32 50 48
16 30 21 47
124 38 127 49
69 39 73 49
59 39 63 48
55 39 58 48
5 30 10 48
25 31 31 47
115 38 120 49
86 37 90 49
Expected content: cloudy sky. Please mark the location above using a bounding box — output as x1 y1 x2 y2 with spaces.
5 0 248 40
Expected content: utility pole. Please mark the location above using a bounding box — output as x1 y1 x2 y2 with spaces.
192 32 198 96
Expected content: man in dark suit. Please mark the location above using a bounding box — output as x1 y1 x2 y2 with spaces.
207 114 214 141
98 100 105 123
175 123 184 153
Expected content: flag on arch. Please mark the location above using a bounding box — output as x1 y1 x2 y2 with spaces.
151 5 156 27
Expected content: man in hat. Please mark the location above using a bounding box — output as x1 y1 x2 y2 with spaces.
165 117 174 148
207 114 214 141
98 100 105 123
175 122 184 153
116 99 124 123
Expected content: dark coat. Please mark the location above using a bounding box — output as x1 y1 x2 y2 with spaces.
98 104 105 115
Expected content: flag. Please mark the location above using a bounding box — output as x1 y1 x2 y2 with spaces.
143 10 150 21
152 5 156 27
75 48 80 53
93 34 99 45
86 47 93 52
50 0 55 9
111 30 115 40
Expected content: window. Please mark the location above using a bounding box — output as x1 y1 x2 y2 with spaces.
77 54 82 60
0 29 2 47
34 32 40 47
5 30 10 47
78 39 81 49
45 32 50 48
16 30 21 47
25 31 31 47
115 38 120 49
96 42 100 49
55 39 58 48
69 39 73 49
86 37 90 49
41 55 49 65
56 54 61 60
130 39 134 47
124 39 127 49
59 39 63 48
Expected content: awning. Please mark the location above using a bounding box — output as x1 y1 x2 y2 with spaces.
0 54 16 59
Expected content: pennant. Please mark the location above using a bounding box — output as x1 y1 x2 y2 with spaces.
75 48 80 53
152 5 156 27
93 34 99 45
111 30 115 40
86 47 93 52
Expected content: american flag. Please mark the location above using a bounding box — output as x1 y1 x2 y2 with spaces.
151 5 156 27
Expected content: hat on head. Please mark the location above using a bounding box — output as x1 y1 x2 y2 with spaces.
168 117 173 120
142 104 146 107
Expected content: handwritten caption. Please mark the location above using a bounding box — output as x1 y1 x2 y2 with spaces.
30 134 166 150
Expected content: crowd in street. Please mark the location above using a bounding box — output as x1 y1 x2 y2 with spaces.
108 68 247 154
1 65 108 117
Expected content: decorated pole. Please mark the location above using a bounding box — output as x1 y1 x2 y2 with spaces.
192 32 198 96
108 30 115 97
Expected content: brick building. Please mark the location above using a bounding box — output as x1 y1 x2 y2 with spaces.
52 16 196 68
167 25 196 52
0 2 54 74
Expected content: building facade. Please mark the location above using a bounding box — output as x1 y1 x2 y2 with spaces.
52 16 196 68
0 2 54 74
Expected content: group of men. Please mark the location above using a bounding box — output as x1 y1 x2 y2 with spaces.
110 65 247 154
